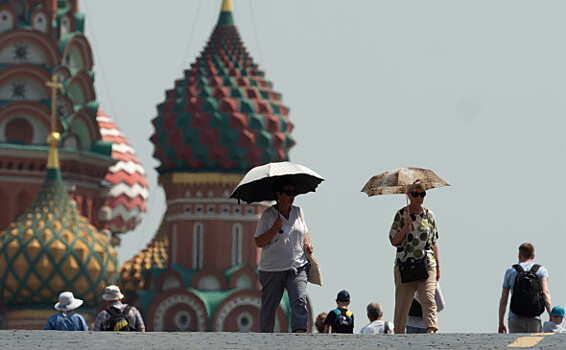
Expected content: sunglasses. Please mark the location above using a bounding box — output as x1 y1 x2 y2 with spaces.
280 189 296 196
410 191 426 198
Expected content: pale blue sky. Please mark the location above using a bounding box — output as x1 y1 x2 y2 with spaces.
82 0 566 333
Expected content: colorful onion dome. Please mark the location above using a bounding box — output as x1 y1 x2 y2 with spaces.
0 132 118 307
96 110 149 233
119 223 168 294
150 0 295 174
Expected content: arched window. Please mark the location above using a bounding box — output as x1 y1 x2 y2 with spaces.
193 223 203 270
0 190 10 230
5 118 32 144
171 223 178 264
15 190 30 219
0 10 15 33
13 1 27 22
60 15 70 37
232 224 243 266
32 12 48 33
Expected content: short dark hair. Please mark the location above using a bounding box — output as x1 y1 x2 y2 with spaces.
519 242 535 259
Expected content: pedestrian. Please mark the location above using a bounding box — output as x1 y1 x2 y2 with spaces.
45 291 88 331
93 285 145 332
498 243 551 333
360 302 393 334
255 179 313 333
389 182 440 334
323 290 354 333
314 312 327 333
406 283 445 333
542 306 565 333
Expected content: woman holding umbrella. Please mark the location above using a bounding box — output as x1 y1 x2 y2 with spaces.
254 179 313 333
362 167 449 334
231 162 324 333
389 182 439 334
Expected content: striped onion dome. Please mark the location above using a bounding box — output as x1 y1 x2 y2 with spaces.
0 133 118 307
150 0 295 174
119 222 168 294
97 110 149 234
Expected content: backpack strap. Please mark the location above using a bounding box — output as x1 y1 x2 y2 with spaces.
530 264 541 274
106 307 121 317
384 321 390 334
513 264 524 273
298 207 307 232
333 309 341 317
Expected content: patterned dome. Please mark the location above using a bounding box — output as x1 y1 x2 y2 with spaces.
150 1 295 174
0 141 118 307
119 223 168 294
97 110 149 233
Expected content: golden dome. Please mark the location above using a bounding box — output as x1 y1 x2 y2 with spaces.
119 223 168 293
0 167 118 306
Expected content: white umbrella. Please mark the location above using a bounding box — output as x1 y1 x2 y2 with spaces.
230 161 325 203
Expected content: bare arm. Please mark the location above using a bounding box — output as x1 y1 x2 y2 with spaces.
255 218 282 248
433 242 440 281
498 288 509 333
541 277 552 314
324 324 330 333
303 232 313 254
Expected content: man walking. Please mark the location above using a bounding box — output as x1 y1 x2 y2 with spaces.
498 243 551 333
94 285 145 332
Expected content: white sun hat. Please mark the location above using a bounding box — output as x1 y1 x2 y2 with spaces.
102 285 124 301
54 291 84 311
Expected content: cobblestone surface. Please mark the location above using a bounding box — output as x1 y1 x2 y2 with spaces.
0 330 564 349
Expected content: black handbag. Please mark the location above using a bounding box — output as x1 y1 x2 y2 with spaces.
398 257 429 283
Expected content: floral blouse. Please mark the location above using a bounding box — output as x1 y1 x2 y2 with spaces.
389 207 438 266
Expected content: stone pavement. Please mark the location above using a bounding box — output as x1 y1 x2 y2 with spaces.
0 330 564 349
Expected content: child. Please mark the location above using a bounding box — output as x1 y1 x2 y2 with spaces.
542 306 565 333
314 312 327 333
324 290 354 333
360 302 394 334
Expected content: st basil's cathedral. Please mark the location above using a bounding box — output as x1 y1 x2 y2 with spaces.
0 0 308 332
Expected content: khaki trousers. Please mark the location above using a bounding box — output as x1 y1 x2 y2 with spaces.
393 264 437 334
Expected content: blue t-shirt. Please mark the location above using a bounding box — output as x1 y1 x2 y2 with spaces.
503 262 548 319
45 312 88 331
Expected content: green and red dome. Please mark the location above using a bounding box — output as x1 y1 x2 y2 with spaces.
150 3 295 174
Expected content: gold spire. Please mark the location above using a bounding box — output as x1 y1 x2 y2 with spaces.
45 75 62 169
221 0 233 12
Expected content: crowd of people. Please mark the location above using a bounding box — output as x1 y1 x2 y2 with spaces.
254 178 564 335
44 179 564 334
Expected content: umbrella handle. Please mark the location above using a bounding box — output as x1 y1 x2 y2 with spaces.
278 206 283 234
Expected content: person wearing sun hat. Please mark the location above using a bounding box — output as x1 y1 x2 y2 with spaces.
542 306 566 333
44 291 88 331
93 285 145 332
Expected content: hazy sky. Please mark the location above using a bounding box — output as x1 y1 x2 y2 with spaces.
81 0 566 333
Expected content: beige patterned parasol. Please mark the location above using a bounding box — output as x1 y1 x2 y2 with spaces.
361 167 450 196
